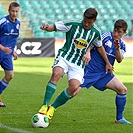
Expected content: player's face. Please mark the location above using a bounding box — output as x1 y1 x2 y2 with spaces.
8 6 20 22
112 28 126 40
82 16 96 30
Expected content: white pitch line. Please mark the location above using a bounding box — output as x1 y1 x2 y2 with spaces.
0 112 34 114
0 124 33 133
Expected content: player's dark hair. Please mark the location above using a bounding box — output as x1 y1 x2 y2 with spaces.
84 8 98 19
114 19 128 32
9 2 20 10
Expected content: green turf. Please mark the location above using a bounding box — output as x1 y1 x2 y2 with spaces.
0 57 133 133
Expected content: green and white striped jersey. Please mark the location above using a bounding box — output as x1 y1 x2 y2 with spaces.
54 20 102 68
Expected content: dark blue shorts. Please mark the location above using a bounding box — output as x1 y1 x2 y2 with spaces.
80 70 114 91
0 54 13 70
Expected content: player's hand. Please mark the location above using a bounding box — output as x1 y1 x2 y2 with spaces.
13 51 18 60
106 63 114 75
82 53 91 66
114 39 120 50
40 23 49 30
1 46 12 54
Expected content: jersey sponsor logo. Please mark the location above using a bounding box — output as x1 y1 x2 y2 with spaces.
105 40 112 48
74 38 88 49
5 32 19 35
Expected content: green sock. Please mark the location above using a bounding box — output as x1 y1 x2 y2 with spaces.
43 81 56 105
51 88 72 109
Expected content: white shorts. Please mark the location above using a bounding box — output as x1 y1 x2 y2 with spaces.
53 56 84 83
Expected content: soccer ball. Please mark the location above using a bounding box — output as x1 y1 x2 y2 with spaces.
31 113 49 128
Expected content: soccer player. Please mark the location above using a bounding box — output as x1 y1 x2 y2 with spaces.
0 2 20 107
50 19 132 124
38 8 113 119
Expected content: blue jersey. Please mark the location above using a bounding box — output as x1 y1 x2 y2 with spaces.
0 15 20 57
86 32 126 73
81 32 126 91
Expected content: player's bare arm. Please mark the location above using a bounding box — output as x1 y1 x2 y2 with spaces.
82 46 92 66
0 44 12 54
97 46 114 74
40 23 55 31
114 39 123 63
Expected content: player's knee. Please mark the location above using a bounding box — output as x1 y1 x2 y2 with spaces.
123 86 127 94
5 73 14 82
68 87 76 95
73 87 81 97
120 86 127 94
68 85 79 95
51 71 61 81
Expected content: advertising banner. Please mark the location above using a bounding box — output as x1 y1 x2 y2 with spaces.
15 37 133 57
16 38 55 57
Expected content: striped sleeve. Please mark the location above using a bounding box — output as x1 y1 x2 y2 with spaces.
0 17 6 26
120 39 126 57
54 21 72 32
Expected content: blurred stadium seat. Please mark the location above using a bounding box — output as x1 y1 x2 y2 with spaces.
1 0 132 38
0 4 6 17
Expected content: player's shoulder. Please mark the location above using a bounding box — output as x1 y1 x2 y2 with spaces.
101 32 112 40
120 38 126 46
55 19 81 26
16 18 20 24
63 19 82 26
92 23 101 33
0 15 7 25
102 31 111 37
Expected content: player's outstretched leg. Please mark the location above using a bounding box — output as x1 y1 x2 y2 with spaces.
38 82 56 114
46 88 72 119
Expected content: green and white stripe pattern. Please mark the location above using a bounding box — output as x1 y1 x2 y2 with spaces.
55 20 102 68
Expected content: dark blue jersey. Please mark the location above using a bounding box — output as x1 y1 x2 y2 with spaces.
0 15 20 57
81 32 126 90
86 32 126 73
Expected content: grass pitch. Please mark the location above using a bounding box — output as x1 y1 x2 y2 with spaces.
0 57 132 133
